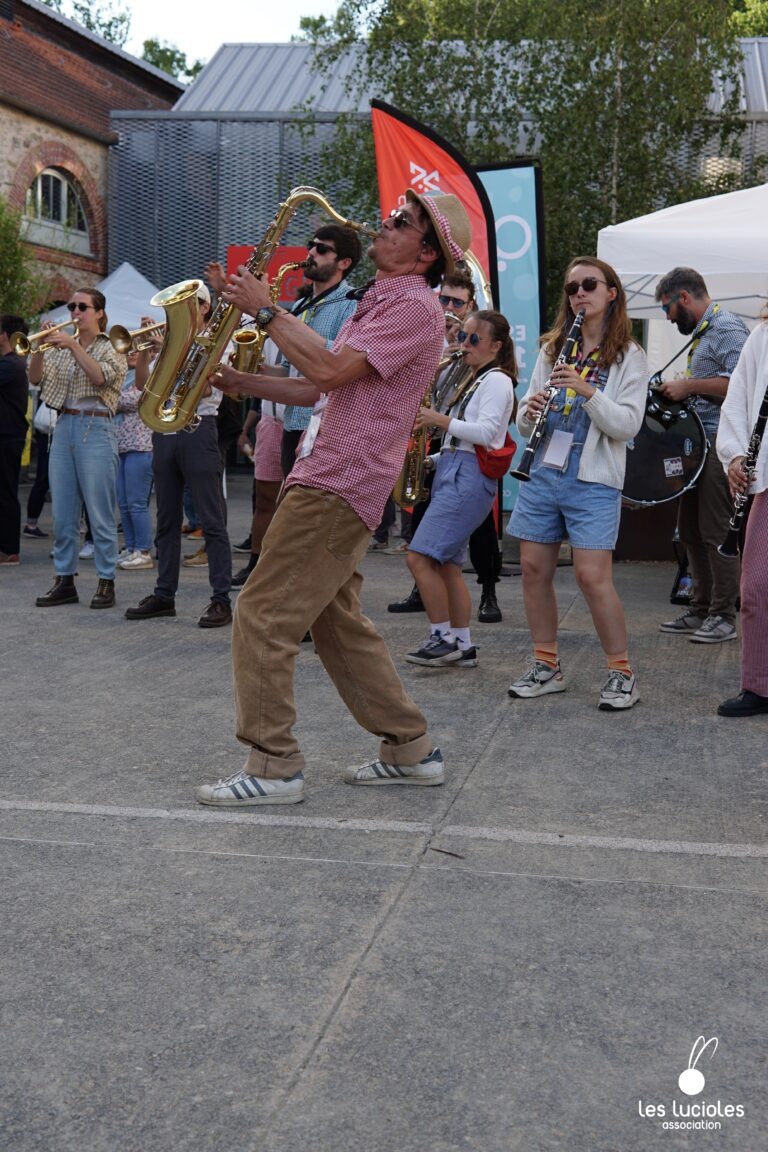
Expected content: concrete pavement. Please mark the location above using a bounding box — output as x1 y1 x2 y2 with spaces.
1 474 766 1151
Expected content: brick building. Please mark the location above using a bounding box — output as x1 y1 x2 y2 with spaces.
0 0 182 307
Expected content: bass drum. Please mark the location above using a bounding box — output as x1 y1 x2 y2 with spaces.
622 402 707 507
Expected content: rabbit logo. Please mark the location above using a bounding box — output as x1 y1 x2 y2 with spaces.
678 1035 718 1095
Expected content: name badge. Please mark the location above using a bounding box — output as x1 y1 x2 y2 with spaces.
298 395 328 459
542 429 574 470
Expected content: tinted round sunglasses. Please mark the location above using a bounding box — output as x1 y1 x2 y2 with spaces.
564 276 608 296
457 330 480 346
66 302 95 312
439 294 469 310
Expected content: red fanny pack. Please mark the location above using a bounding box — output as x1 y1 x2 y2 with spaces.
475 432 516 479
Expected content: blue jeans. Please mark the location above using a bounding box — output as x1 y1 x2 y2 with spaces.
50 414 118 579
117 451 153 551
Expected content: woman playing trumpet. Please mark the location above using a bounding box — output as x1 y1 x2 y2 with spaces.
30 288 126 609
507 257 647 709
405 309 517 668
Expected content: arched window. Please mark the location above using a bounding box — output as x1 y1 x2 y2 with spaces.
23 168 91 255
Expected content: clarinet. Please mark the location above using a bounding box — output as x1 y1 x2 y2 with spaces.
718 382 768 557
512 309 586 481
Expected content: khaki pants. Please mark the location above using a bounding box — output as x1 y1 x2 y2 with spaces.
678 433 740 624
232 485 432 779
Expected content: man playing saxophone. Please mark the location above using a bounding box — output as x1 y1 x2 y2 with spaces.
194 191 471 806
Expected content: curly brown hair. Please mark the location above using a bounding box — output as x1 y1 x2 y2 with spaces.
541 257 637 368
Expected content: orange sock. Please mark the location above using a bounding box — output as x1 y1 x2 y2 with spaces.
607 653 632 675
534 643 559 669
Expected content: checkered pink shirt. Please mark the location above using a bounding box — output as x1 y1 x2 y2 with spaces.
285 275 445 529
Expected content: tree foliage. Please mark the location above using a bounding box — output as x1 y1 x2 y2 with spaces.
299 0 748 313
731 0 768 35
0 197 47 318
142 39 204 83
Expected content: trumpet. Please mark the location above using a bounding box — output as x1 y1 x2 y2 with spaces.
10 319 78 356
109 321 165 354
511 309 586 482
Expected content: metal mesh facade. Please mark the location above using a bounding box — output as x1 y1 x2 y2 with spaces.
109 114 347 290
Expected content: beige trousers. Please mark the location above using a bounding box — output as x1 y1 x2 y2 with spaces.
232 485 432 779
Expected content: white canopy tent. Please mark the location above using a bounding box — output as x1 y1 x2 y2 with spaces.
597 183 768 374
41 261 163 332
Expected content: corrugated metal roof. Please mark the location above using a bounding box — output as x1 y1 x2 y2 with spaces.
174 43 372 115
175 38 768 118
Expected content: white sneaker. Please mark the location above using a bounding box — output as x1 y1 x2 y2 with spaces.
195 769 305 806
343 747 444 786
598 670 639 710
78 542 95 559
119 550 154 570
508 660 566 698
689 615 737 644
117 547 133 562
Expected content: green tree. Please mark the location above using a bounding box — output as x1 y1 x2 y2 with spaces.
0 197 46 318
38 0 130 47
299 0 747 313
142 39 205 83
731 0 768 35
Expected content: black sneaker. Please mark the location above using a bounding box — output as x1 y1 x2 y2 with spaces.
231 560 256 587
23 525 48 539
455 646 478 668
405 633 463 666
387 586 425 613
125 594 176 620
232 535 252 554
717 690 768 717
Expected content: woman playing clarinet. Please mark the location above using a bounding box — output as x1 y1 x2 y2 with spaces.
507 257 647 710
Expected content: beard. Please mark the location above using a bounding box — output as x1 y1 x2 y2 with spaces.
304 262 336 285
674 305 698 335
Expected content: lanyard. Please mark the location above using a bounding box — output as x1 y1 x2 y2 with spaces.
685 304 719 377
562 342 601 415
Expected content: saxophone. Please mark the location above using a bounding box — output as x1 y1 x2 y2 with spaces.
228 261 310 374
393 350 471 509
139 188 376 434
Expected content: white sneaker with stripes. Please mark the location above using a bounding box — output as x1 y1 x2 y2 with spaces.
195 769 305 806
343 747 444 786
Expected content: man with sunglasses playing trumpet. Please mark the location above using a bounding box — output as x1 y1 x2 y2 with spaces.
195 192 471 806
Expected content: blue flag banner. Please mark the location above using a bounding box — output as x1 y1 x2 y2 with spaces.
476 163 544 508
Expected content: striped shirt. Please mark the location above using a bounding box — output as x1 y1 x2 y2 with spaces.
281 280 358 432
689 303 749 436
285 274 445 529
39 332 126 414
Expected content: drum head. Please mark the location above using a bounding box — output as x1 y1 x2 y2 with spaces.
622 407 707 507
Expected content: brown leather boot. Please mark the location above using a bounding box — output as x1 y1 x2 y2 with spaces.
90 578 116 609
36 576 78 607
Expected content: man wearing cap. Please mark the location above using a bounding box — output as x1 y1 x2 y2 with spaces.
125 283 233 628
195 190 471 806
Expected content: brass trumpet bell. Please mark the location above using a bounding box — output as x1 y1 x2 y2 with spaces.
109 321 165 354
10 319 77 356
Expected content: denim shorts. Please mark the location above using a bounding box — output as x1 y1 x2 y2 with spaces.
410 450 497 566
508 446 622 551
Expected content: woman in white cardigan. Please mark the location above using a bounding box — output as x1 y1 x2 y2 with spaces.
507 257 648 710
716 319 768 716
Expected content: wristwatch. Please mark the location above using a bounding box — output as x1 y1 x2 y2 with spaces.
256 306 277 328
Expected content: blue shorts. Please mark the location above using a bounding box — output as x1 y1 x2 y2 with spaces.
508 450 622 551
410 450 497 566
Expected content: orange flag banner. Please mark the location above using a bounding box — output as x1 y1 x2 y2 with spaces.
371 99 497 299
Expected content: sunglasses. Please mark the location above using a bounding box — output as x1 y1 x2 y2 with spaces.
564 277 608 296
307 240 337 256
388 209 427 237
661 293 680 315
66 302 95 313
439 294 469 310
457 331 480 346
